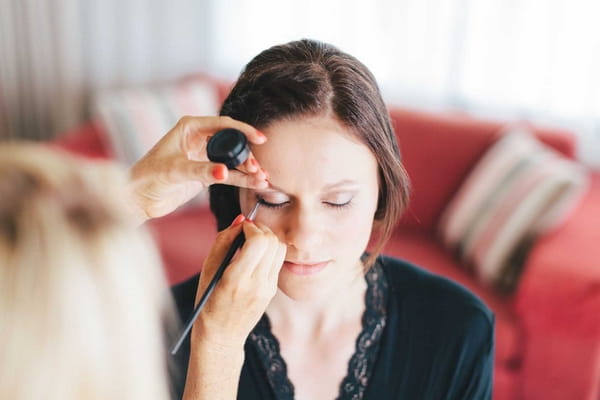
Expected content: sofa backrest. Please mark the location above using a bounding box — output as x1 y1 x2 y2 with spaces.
50 83 578 239
389 108 577 235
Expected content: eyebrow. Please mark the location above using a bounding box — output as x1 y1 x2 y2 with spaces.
260 179 359 194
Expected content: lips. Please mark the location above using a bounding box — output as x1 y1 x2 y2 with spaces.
283 260 330 276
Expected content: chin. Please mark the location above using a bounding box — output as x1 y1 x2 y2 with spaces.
276 272 335 302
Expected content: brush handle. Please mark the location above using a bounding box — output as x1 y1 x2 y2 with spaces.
170 231 246 355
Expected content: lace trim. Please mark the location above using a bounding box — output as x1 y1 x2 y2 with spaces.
337 263 388 400
250 317 294 400
248 260 389 400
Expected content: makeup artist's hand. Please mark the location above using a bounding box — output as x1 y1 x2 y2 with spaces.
192 216 286 349
128 116 269 222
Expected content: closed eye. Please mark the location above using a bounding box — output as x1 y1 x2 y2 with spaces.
325 199 353 209
258 198 353 210
256 193 354 209
260 199 289 209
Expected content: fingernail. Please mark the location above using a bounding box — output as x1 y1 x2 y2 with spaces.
212 165 226 180
250 158 259 169
231 214 245 226
256 130 267 142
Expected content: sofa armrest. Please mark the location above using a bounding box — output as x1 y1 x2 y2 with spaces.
514 174 600 400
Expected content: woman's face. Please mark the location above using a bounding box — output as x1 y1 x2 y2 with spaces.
239 115 379 301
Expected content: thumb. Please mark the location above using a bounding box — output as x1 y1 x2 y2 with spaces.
170 158 229 186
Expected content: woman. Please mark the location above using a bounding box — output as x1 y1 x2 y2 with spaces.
0 144 173 400
132 39 494 399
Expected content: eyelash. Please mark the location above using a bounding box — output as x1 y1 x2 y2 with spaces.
257 197 353 210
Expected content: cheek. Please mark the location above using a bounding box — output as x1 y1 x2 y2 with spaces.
333 205 375 246
252 210 282 227
332 190 379 253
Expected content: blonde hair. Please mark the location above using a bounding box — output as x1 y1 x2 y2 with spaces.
0 143 173 400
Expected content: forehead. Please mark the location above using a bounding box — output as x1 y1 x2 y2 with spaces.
251 115 378 190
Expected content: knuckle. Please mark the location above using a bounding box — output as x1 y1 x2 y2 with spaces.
194 163 210 179
177 115 192 128
250 235 269 249
165 166 179 182
266 230 278 241
264 231 279 244
219 272 237 288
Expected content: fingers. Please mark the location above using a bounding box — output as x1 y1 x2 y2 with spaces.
179 116 267 156
174 116 270 189
166 158 269 190
251 223 286 282
129 115 270 222
226 168 269 189
241 154 259 174
162 157 226 185
223 222 271 282
201 218 245 277
269 241 287 283
222 221 284 284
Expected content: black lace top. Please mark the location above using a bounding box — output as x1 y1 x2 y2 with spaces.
170 255 494 400
248 263 389 400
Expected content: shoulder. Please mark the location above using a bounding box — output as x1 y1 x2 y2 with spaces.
374 256 494 398
378 254 494 339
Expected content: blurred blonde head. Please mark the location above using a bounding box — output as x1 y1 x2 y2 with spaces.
0 143 172 400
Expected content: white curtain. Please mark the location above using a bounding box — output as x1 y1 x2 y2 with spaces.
0 0 210 141
2 0 599 168
207 0 600 168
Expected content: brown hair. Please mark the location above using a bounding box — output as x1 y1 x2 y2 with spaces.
209 39 410 268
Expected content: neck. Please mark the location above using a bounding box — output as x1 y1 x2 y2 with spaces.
266 262 367 338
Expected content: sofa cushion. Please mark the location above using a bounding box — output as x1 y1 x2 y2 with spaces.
49 121 112 159
390 109 577 235
383 231 521 367
146 205 217 285
437 129 588 293
93 77 220 166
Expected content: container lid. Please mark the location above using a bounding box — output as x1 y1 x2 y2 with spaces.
207 128 249 169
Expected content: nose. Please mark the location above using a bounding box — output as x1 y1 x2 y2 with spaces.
283 204 323 254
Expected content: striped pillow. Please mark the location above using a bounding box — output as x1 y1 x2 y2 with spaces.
93 78 219 165
438 129 588 293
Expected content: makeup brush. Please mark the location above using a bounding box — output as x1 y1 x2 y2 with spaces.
170 128 260 355
170 200 262 355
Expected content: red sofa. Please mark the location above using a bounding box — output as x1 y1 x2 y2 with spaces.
51 92 600 400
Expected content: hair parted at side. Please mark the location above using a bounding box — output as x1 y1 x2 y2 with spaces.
210 39 410 268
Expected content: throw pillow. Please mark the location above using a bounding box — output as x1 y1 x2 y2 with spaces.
93 78 219 166
438 128 588 293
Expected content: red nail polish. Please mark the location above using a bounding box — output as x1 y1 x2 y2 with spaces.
212 165 226 180
231 214 245 226
250 158 258 167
